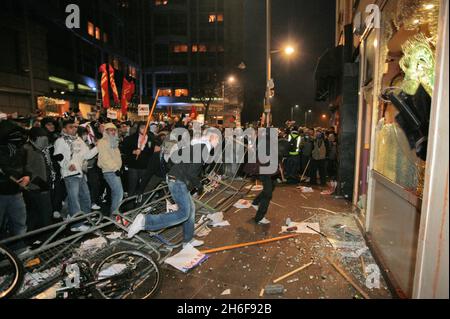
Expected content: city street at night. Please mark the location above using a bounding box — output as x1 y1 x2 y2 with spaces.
0 0 448 308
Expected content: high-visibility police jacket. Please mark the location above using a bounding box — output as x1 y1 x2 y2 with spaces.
288 133 302 156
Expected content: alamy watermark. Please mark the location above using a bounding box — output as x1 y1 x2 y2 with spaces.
65 4 80 29
166 124 279 175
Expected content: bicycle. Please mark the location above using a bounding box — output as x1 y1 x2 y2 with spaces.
0 244 24 299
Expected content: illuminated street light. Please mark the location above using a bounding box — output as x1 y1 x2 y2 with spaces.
228 76 236 84
285 46 295 55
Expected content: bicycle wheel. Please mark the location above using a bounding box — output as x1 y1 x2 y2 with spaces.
92 250 161 299
0 244 24 299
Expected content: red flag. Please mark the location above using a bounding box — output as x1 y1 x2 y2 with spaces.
109 65 120 104
99 64 110 109
121 77 131 115
190 106 198 120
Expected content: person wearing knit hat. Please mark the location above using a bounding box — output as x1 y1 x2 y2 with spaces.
97 122 123 215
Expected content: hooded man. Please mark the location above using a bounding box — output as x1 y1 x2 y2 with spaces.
0 120 30 246
23 128 56 232
97 123 123 215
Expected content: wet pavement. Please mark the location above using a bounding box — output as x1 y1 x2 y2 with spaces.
155 183 393 299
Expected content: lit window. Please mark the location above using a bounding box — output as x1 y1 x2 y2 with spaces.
159 89 173 97
172 44 188 53
209 14 216 23
175 89 189 97
198 44 207 52
192 45 198 52
155 0 168 6
95 27 101 40
217 13 224 22
88 22 95 37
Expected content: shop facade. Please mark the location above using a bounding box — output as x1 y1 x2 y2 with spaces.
352 0 448 298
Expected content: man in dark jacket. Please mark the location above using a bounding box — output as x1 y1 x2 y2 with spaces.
121 122 155 197
23 128 55 232
0 120 30 244
128 130 221 248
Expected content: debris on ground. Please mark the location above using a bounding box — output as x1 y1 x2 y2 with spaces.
273 261 314 283
233 199 252 209
297 187 314 193
264 284 285 295
164 244 209 273
221 289 231 296
206 212 231 228
195 225 212 238
281 222 322 235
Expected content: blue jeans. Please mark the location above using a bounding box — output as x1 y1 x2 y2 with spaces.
0 194 27 239
103 172 124 215
64 175 91 217
144 180 196 244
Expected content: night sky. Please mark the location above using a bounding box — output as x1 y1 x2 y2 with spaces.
242 0 336 126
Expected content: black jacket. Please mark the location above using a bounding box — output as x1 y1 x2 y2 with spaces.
0 145 28 195
121 132 155 170
168 143 211 191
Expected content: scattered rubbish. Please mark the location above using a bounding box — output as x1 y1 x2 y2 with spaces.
221 289 231 296
264 284 285 295
200 234 301 255
298 187 314 193
286 218 292 226
360 256 367 278
326 257 370 299
233 199 252 209
165 244 209 273
287 278 299 284
301 194 308 200
259 289 265 297
273 261 314 284
306 226 328 238
300 207 339 215
33 282 63 300
206 212 230 228
281 222 322 235
327 238 368 258
195 225 212 238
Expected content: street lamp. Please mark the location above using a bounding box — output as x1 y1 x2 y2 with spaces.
223 76 237 108
305 109 312 127
291 105 299 121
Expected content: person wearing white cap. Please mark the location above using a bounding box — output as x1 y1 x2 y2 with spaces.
97 123 123 215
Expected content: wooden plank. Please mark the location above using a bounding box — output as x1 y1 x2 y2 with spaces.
326 257 370 299
273 261 314 284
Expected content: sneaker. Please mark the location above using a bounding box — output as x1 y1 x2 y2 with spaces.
257 218 271 225
53 211 62 219
127 214 146 239
183 239 204 249
70 225 91 232
91 204 101 210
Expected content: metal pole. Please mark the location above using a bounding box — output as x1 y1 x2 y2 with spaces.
291 107 294 121
265 0 272 126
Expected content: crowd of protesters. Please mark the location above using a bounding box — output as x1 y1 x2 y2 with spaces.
0 110 339 252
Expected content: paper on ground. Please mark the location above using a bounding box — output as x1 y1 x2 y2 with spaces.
233 199 252 209
281 222 321 234
327 238 368 258
207 212 230 228
298 187 314 193
164 244 209 273
195 225 212 238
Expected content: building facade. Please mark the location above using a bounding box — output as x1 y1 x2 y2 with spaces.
144 0 245 125
331 0 448 299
